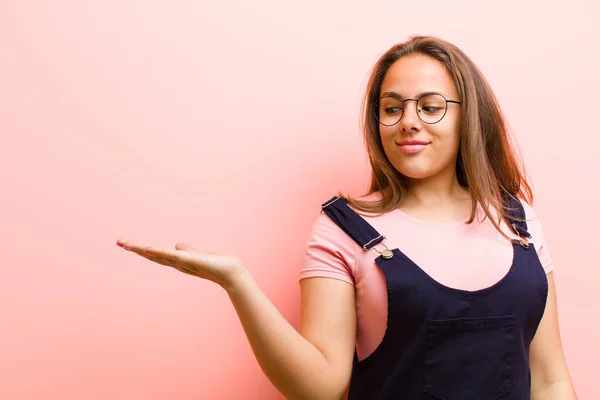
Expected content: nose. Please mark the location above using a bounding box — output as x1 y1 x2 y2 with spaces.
399 99 422 132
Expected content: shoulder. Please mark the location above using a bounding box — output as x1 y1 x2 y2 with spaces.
300 197 363 284
520 200 540 220
518 199 545 237
518 199 554 272
503 198 546 242
306 194 364 256
307 191 391 259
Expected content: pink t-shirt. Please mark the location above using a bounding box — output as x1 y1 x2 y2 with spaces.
299 193 553 361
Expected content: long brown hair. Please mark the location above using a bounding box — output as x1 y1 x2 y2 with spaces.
341 35 532 238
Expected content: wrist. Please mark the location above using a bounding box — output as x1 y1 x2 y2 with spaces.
221 266 252 294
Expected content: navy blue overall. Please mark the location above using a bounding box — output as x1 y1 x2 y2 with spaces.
321 196 548 400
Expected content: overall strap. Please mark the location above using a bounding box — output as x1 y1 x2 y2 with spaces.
502 195 532 247
320 196 385 251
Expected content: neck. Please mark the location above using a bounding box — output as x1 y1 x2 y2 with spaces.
402 168 470 209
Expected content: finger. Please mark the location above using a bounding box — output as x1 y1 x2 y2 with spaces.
116 239 130 248
118 241 196 273
122 243 173 261
123 246 184 268
122 241 152 252
146 246 197 271
125 244 162 261
139 255 195 276
122 242 151 254
144 253 196 276
144 245 181 259
116 240 147 252
175 242 197 252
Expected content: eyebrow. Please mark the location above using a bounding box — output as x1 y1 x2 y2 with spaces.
379 91 448 100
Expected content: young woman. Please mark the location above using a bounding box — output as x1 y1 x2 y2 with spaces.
117 36 577 399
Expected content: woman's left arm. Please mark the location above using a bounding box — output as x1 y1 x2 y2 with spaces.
529 271 577 399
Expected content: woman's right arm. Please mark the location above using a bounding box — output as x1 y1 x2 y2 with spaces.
225 271 357 400
117 239 357 400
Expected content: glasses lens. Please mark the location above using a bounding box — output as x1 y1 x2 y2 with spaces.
417 94 447 124
377 97 403 126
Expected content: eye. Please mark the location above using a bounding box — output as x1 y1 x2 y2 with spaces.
384 107 402 114
421 106 444 114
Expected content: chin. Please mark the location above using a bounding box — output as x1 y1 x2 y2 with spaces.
395 163 438 180
399 170 435 180
393 157 455 181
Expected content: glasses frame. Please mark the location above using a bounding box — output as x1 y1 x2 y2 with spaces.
374 92 462 126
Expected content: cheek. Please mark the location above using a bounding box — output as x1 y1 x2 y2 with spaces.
440 115 461 143
378 125 391 143
438 130 460 150
431 122 460 151
379 126 393 141
379 128 398 157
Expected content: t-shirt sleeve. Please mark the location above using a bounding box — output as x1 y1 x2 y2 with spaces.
522 202 553 274
299 211 357 285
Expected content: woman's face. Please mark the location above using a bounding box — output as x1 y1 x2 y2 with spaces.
378 54 462 181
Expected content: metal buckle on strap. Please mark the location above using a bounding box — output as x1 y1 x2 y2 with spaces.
511 223 533 239
362 235 384 250
511 238 530 249
510 223 519 234
363 236 394 259
376 246 394 259
321 196 341 209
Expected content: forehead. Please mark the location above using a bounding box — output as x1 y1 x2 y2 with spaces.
380 54 458 98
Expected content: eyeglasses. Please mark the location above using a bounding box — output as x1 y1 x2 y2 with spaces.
375 92 462 125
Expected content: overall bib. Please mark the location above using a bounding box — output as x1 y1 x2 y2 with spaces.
321 196 548 400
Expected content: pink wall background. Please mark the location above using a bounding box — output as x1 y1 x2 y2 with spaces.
1 1 598 398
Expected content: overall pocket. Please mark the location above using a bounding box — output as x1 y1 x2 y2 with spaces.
423 315 515 400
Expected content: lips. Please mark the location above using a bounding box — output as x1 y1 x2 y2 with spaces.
396 140 430 154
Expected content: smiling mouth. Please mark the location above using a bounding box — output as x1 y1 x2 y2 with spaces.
397 142 430 154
